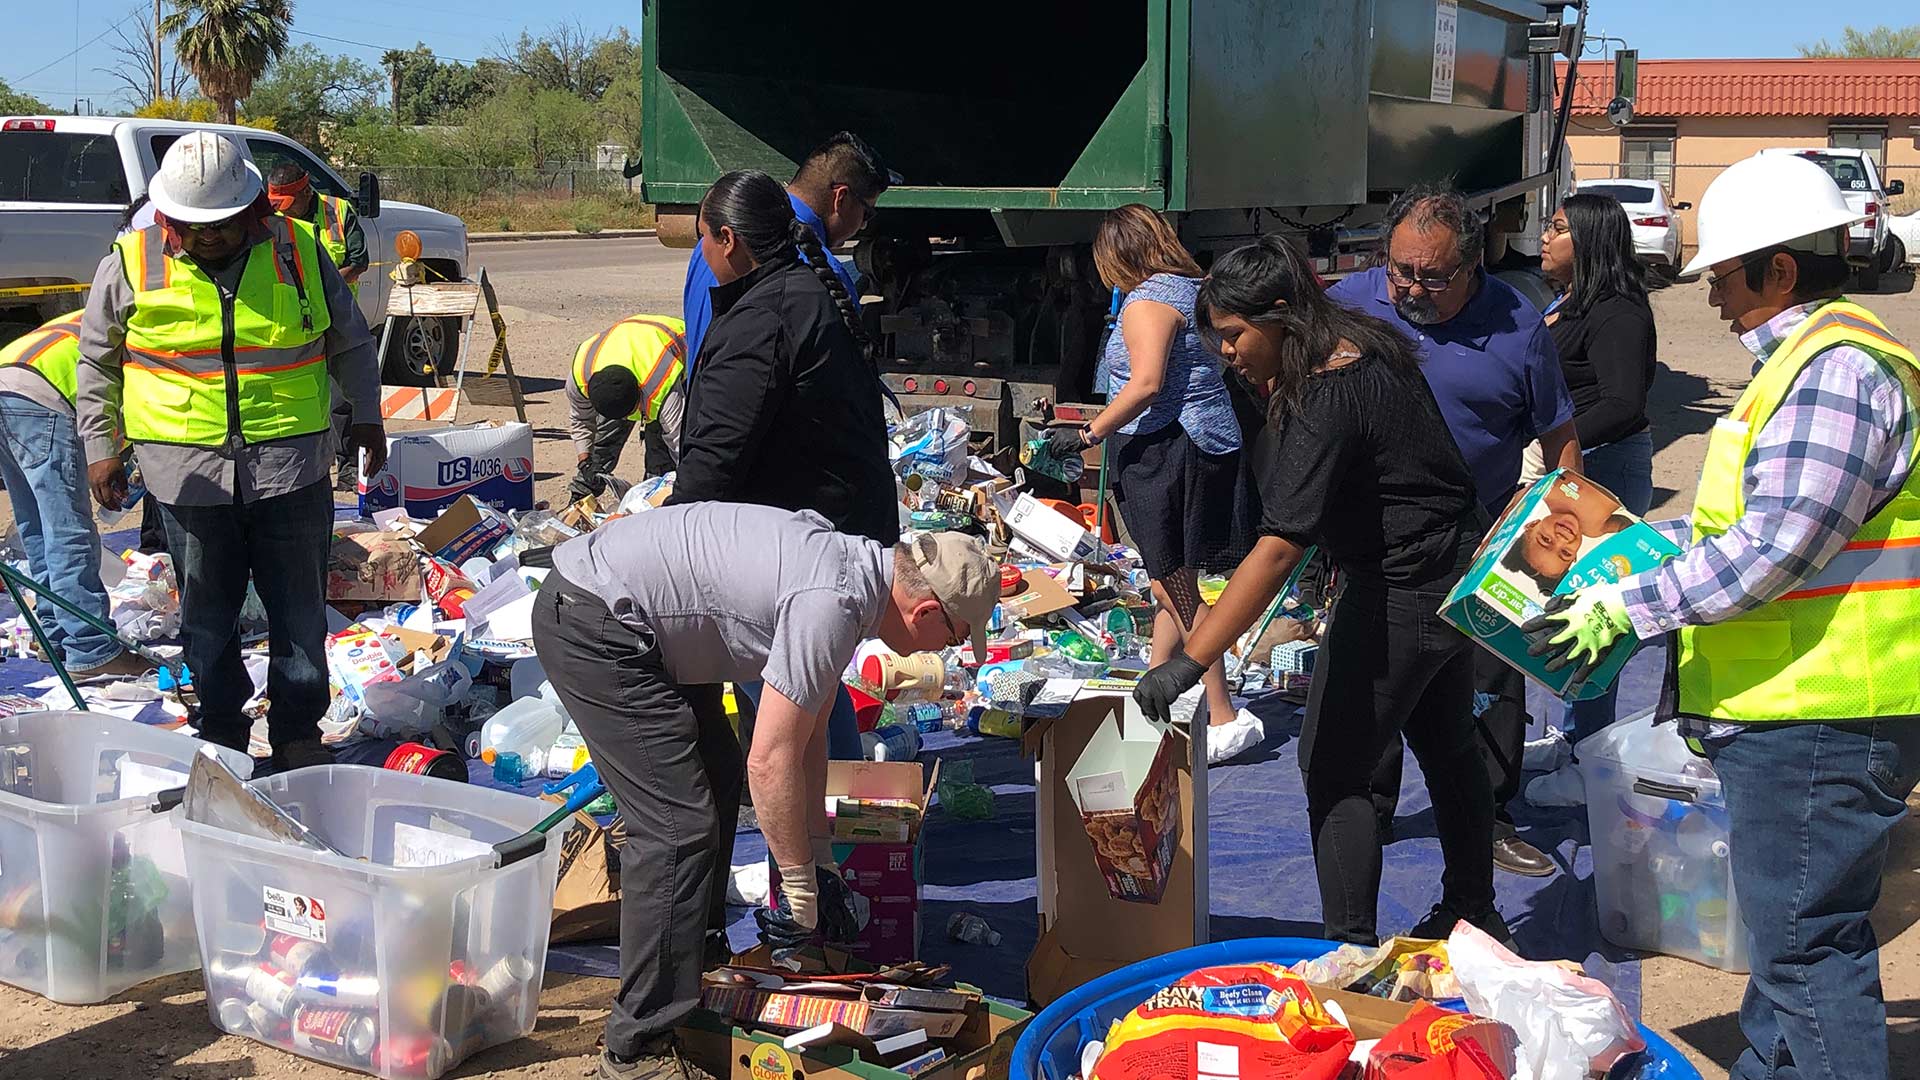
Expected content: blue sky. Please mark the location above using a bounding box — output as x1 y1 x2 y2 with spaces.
5 0 1882 111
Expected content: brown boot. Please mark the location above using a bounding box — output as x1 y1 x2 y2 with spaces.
75 651 158 679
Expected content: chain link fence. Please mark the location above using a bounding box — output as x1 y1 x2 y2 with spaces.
349 163 648 232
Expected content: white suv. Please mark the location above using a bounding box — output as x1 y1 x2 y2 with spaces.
1573 178 1689 278
1759 147 1907 289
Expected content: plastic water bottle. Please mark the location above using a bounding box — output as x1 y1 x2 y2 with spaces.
946 912 1002 946
861 723 920 762
900 701 948 733
98 464 147 524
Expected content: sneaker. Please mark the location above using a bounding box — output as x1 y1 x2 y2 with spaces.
1524 764 1586 808
1205 708 1265 765
1522 727 1573 772
602 1035 718 1080
74 650 158 680
270 738 336 773
1407 903 1517 948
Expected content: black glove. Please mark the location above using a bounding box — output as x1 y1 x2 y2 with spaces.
753 902 813 968
1043 425 1088 460
753 865 863 966
1133 653 1209 724
814 865 862 945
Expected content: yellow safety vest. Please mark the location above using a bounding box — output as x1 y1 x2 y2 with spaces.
113 216 332 449
1676 299 1920 724
0 312 83 404
570 315 687 423
313 194 357 296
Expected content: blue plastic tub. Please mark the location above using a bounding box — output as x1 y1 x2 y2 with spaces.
1011 937 1700 1080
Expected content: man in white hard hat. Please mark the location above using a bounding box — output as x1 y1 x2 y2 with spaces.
531 504 998 1080
1529 153 1920 1080
75 130 386 770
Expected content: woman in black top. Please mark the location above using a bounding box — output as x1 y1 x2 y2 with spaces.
1134 236 1504 947
1537 193 1657 746
669 169 898 546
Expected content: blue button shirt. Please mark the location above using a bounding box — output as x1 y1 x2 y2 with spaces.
681 191 860 369
1327 266 1573 515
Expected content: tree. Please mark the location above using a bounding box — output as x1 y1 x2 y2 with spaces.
0 80 51 115
1799 24 1920 57
100 10 193 108
161 0 292 124
134 95 274 129
598 72 643 153
243 44 381 147
382 44 498 126
493 23 640 101
457 79 597 168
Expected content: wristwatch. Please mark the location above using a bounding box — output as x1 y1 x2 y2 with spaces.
1082 428 1104 448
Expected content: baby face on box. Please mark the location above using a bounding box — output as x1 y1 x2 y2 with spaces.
1496 475 1634 605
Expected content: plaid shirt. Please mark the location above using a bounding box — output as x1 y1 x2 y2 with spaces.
1621 301 1917 644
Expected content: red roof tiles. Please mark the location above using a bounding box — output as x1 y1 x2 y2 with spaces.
1561 59 1920 118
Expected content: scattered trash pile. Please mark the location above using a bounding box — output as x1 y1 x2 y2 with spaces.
1078 928 1651 1080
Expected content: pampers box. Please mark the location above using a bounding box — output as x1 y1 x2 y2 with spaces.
360 421 535 518
1442 468 1679 699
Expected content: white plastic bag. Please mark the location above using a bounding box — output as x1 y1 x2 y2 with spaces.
1449 923 1644 1080
358 660 473 738
889 407 971 483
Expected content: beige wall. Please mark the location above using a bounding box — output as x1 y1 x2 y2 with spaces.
1571 115 1920 253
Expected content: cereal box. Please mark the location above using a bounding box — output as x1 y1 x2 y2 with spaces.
1064 710 1180 904
1442 469 1679 700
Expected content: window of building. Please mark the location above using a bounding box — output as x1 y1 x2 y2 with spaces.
1829 123 1886 166
1620 126 1675 187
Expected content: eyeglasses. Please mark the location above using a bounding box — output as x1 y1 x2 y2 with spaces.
1384 261 1467 294
1706 254 1768 293
179 216 244 236
1543 219 1570 236
935 603 964 649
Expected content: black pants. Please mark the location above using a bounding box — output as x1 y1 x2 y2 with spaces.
137 494 168 556
568 416 636 503
531 570 741 1055
1303 580 1494 945
1372 649 1530 838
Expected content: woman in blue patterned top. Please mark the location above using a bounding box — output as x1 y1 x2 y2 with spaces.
1046 205 1261 763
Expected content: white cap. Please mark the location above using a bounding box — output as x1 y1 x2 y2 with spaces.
147 130 262 224
1681 153 1865 277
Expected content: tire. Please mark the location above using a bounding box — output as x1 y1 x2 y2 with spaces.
1882 234 1908 276
381 315 456 387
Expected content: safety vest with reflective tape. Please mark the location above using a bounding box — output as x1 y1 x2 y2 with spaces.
113 216 332 448
1676 299 1920 724
570 315 687 423
0 311 83 404
312 194 357 296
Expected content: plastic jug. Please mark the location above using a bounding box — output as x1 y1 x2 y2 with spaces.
509 657 549 702
478 695 565 772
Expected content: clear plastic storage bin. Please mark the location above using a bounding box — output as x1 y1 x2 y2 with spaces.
1581 711 1749 972
0 710 253 1002
175 764 565 1079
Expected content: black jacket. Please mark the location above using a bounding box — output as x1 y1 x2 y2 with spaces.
1549 291 1656 449
668 255 900 544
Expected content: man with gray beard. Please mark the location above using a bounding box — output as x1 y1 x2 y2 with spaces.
1327 184 1580 881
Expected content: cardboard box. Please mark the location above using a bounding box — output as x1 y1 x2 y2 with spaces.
1002 494 1098 563
1442 469 1678 700
772 762 932 963
997 565 1077 622
360 421 535 518
1025 694 1203 1005
325 530 421 602
1063 706 1181 904
699 985 972 1041
415 494 513 564
680 992 1028 1080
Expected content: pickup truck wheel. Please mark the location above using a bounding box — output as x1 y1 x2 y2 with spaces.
1882 235 1908 276
382 315 455 386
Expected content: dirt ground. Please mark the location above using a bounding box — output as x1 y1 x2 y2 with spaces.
1 243 1918 1077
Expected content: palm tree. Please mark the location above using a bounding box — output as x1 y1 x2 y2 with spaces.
160 0 292 124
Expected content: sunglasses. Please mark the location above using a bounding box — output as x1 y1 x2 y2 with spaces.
1706 254 1769 293
935 603 965 649
179 216 245 236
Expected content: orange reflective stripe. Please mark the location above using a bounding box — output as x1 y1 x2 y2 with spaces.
1781 578 1920 602
638 333 682 412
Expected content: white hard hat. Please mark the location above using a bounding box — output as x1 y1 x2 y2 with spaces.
147 130 263 224
1681 153 1865 277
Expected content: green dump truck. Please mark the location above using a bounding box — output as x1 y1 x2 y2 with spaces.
642 1 1593 446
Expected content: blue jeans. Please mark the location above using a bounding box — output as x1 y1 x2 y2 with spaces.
1565 430 1653 743
735 681 862 761
1705 720 1920 1080
159 481 333 752
0 398 122 672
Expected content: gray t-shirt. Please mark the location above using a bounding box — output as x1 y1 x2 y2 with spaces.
552 503 892 712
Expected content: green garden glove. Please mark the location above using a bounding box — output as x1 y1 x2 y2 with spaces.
1521 583 1632 682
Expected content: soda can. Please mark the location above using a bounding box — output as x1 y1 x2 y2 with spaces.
291 1005 378 1065
384 741 468 783
371 1035 450 1078
242 963 300 1019
245 1000 290 1041
297 971 382 1009
269 934 335 980
472 955 536 1006
215 996 252 1034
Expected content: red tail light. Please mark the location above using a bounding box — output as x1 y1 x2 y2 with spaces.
1865 202 1879 223
961 379 977 395
901 376 918 393
1 119 54 132
932 378 950 394
1633 215 1669 228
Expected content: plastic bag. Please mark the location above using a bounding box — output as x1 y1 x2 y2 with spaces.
1090 963 1354 1080
889 407 971 483
616 473 676 516
1365 1001 1516 1079
1289 937 1460 1002
1448 924 1644 1080
359 660 473 738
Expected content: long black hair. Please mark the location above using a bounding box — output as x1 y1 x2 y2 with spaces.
699 168 872 361
1197 235 1424 418
1559 192 1647 320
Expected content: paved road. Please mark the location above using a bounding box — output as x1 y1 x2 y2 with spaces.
472 236 688 277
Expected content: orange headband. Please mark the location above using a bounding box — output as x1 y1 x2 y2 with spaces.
266 173 310 211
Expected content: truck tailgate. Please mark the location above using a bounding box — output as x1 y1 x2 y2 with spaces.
0 209 119 284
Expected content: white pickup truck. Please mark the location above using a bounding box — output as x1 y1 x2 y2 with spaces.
0 115 469 383
1759 146 1908 290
